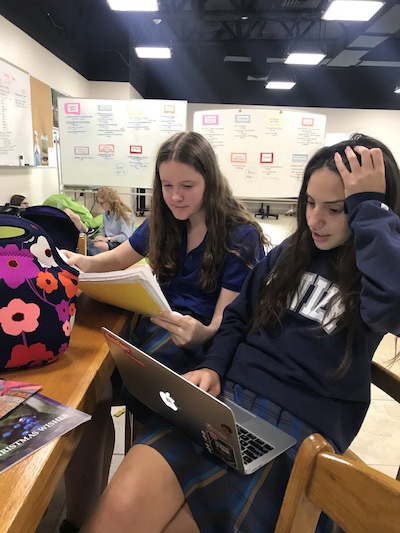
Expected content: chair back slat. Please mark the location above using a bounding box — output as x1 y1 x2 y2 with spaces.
276 434 400 533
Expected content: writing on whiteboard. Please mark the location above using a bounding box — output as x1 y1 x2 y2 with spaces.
193 108 326 198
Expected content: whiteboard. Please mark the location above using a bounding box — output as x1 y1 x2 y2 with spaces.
0 58 34 166
58 98 188 188
193 108 326 199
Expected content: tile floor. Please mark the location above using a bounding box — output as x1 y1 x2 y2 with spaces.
36 212 400 532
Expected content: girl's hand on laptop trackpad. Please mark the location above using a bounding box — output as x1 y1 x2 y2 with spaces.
184 369 221 397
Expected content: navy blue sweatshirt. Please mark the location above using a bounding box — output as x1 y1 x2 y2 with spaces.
200 193 400 452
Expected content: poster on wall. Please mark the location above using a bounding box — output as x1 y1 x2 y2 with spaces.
193 108 326 199
58 98 188 189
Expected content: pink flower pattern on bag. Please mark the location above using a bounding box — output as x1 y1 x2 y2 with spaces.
0 217 79 370
0 244 40 289
0 298 40 336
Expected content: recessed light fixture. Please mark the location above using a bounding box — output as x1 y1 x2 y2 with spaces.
224 56 252 63
322 0 384 21
394 83 400 94
285 52 326 66
107 0 159 11
135 46 171 59
265 81 297 90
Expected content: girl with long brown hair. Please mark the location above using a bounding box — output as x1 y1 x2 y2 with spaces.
61 131 267 532
81 135 400 533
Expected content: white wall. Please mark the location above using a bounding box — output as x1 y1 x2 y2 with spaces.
88 81 142 100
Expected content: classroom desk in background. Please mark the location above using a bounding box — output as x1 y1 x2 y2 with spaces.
0 294 132 533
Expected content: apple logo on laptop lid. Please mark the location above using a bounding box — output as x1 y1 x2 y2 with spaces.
159 391 179 411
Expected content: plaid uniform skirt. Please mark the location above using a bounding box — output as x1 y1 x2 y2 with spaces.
134 382 337 533
122 316 205 419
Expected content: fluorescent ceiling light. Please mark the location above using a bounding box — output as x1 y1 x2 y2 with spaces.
322 1 384 21
285 52 326 65
107 0 159 11
265 81 297 90
135 47 171 58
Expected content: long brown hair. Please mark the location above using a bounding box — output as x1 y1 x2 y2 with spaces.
251 134 400 375
148 131 269 291
96 187 133 225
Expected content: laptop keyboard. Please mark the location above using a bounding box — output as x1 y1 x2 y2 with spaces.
236 424 274 464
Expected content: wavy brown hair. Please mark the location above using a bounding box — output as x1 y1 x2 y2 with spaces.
96 187 133 225
148 131 269 292
251 134 400 375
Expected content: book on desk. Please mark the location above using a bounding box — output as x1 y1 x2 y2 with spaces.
78 264 171 315
0 379 41 420
0 392 91 474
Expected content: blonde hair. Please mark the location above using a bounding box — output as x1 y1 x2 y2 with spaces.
96 187 133 225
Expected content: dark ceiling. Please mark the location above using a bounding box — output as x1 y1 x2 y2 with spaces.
2 0 400 109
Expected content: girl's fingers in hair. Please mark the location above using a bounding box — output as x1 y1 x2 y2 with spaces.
335 146 386 197
353 145 386 194
355 146 385 174
334 151 350 180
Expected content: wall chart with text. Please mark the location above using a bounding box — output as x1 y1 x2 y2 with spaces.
58 98 187 188
0 57 33 166
193 108 326 199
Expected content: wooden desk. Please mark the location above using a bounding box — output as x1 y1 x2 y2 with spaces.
0 294 131 533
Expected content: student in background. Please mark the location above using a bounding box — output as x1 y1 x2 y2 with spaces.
9 194 29 207
60 131 269 532
80 134 400 533
7 194 89 234
86 187 135 255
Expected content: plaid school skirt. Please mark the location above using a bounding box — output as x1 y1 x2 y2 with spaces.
134 382 337 533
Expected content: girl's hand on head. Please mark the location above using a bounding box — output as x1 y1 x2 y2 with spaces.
183 369 221 397
334 145 386 198
150 311 211 347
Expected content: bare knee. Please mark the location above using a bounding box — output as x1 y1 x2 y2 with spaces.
108 444 184 511
82 444 185 533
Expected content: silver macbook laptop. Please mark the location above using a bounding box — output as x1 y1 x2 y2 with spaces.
103 327 296 475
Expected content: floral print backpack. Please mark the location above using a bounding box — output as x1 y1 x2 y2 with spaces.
0 214 79 370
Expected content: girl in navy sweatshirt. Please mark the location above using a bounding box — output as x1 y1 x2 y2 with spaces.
81 134 400 533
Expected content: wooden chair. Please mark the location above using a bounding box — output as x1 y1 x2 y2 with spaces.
368 359 400 480
78 232 87 255
275 433 400 533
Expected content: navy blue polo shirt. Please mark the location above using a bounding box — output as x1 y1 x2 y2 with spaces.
129 218 265 322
